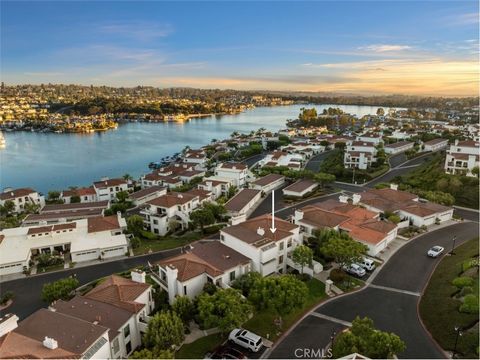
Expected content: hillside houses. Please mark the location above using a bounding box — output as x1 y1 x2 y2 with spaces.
0 188 45 214
344 140 378 170
444 140 479 177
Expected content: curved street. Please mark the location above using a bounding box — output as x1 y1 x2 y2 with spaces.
268 221 479 359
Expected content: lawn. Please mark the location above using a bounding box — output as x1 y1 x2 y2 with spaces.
133 231 203 255
334 275 365 292
243 278 327 341
419 238 479 359
176 333 226 359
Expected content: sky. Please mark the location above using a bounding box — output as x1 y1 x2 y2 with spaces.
1 1 479 96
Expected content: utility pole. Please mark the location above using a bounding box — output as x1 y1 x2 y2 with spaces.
452 326 462 358
450 235 457 255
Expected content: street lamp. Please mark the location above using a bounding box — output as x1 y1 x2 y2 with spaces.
450 235 457 255
452 326 462 358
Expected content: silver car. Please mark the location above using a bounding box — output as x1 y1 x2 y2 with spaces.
427 246 444 258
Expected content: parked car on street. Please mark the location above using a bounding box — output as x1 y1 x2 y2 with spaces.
228 329 263 352
359 257 376 271
427 246 444 258
342 263 366 277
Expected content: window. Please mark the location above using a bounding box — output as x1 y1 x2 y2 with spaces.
123 324 130 338
112 338 120 355
153 219 158 225
229 271 236 282
279 255 284 264
220 234 225 241
287 239 292 248
177 206 181 211
184 285 187 295
279 242 284 251
125 341 132 355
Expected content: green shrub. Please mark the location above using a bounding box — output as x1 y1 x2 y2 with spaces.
0 291 14 305
130 237 141 249
459 295 479 314
452 276 474 288
140 230 158 240
329 268 347 283
460 286 473 297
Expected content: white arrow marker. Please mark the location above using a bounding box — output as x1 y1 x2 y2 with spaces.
270 190 277 233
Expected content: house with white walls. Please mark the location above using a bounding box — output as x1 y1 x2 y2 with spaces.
225 188 262 221
219 214 304 276
128 186 167 206
0 214 128 276
198 178 233 200
422 138 448 152
155 241 251 304
61 187 98 204
383 141 414 155
344 141 378 169
214 162 249 187
283 179 318 198
0 188 45 214
93 178 130 201
260 151 305 169
356 132 383 145
444 140 479 177
141 192 200 236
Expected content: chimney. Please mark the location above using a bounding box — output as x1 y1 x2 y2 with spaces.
0 314 19 337
294 209 304 221
454 139 459 146
390 183 398 191
43 337 58 350
131 269 146 283
339 195 349 204
257 227 265 236
352 194 361 205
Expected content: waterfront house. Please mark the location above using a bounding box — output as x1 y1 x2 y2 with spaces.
0 188 45 214
260 151 305 169
154 241 250 304
61 187 97 204
93 178 130 201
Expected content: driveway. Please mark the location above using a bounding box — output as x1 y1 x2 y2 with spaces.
304 151 333 172
268 221 479 359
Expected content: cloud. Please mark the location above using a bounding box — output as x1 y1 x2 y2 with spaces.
358 44 412 52
99 22 173 41
24 72 64 76
445 12 479 26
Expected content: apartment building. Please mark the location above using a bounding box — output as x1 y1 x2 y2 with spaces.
93 178 130 201
444 140 479 177
60 187 97 203
344 141 377 170
0 187 45 213
214 162 248 187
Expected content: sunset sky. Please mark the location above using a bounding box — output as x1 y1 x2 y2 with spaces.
2 1 479 96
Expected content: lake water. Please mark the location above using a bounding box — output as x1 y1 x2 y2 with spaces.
1 104 398 193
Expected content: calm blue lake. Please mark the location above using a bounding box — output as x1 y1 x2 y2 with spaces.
1 104 398 193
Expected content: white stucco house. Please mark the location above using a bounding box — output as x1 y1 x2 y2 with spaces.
214 162 249 187
0 188 45 214
444 140 479 177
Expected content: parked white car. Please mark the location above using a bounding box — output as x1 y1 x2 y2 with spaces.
228 329 263 352
359 257 376 271
427 246 444 258
342 263 366 277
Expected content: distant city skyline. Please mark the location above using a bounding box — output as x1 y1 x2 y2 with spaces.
2 1 479 96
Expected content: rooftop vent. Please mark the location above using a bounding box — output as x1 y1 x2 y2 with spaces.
257 227 265 236
43 337 58 350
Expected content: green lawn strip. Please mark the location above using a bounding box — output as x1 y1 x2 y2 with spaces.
133 231 203 255
37 263 65 273
243 278 327 341
176 333 226 359
419 238 479 359
334 275 365 292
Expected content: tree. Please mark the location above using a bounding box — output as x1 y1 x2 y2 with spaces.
41 277 79 303
292 245 313 274
203 202 226 221
127 215 144 237
172 296 195 324
0 200 15 216
320 232 368 267
190 209 215 233
376 108 385 116
314 172 335 188
249 275 308 315
47 191 63 204
143 311 184 352
298 108 318 122
70 195 81 203
123 173 133 180
333 316 406 358
472 166 479 178
197 288 253 333
387 214 401 224
116 190 129 203
232 272 263 297
130 348 174 359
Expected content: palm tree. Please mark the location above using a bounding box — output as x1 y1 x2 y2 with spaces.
230 131 239 138
123 173 133 181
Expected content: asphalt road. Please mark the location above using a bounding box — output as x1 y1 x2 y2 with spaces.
304 151 333 172
269 222 479 359
0 248 181 320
